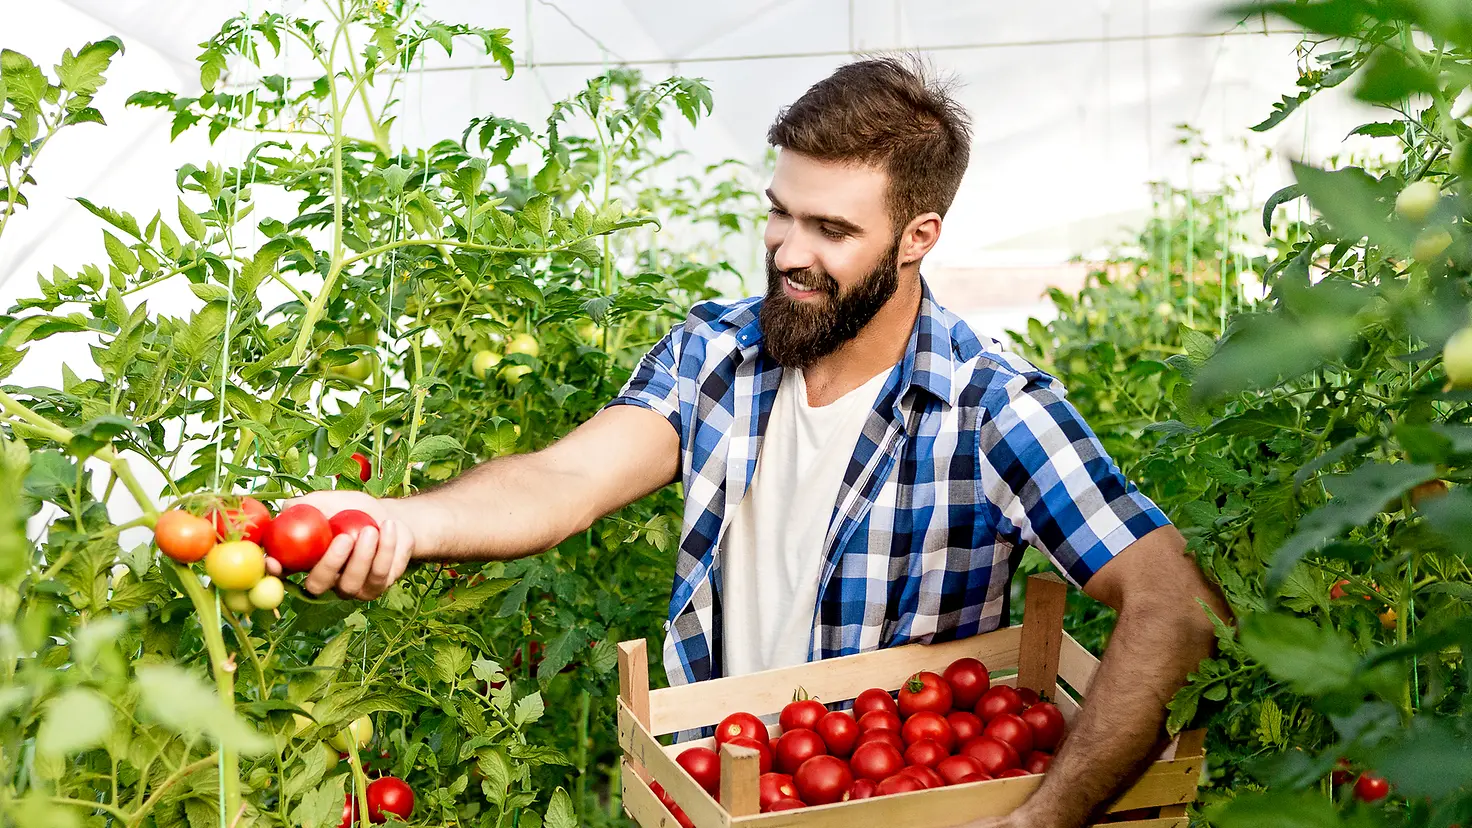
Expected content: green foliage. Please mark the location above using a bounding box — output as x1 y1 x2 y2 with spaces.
1013 2 1472 824
0 2 759 826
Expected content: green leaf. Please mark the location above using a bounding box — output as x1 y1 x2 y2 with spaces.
1261 184 1301 234
544 788 576 828
36 687 112 756
513 691 544 726
408 434 463 463
1355 47 1437 104
74 197 140 239
1238 612 1358 697
102 231 138 275
1291 162 1413 256
537 627 588 680
434 578 514 614
56 37 122 97
1207 789 1342 828
178 197 207 242
1365 716 1472 799
292 775 346 828
136 664 271 755
189 283 229 303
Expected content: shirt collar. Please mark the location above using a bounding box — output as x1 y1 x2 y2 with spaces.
721 277 970 408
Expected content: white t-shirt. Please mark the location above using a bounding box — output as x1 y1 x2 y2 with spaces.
721 366 893 677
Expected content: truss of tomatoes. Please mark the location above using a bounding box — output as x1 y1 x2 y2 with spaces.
152 491 379 613
654 656 1069 822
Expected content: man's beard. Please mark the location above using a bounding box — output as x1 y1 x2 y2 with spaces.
760 240 901 368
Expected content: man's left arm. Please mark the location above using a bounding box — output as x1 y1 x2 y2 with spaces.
979 525 1229 828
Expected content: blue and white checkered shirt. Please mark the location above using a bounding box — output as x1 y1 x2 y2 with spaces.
606 282 1170 689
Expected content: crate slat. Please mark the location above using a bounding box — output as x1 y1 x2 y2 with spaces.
719 743 761 817
622 759 686 828
1058 631 1101 696
1101 758 1202 811
648 626 1023 736
1017 573 1068 697
619 699 728 828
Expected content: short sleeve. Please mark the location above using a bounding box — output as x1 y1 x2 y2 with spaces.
603 327 682 436
979 373 1170 588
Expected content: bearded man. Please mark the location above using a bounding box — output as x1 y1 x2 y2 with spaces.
281 56 1227 828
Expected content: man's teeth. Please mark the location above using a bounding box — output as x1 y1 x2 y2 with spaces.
786 276 814 291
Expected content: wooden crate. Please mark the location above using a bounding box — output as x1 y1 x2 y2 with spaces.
616 573 1206 828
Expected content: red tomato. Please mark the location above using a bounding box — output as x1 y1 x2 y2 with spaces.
676 746 721 796
947 711 984 745
983 713 1034 756
365 776 414 823
816 711 859 758
208 497 271 544
936 754 986 785
900 765 945 789
1330 757 1354 787
1016 687 1041 708
1024 750 1053 775
668 802 695 828
793 755 852 805
773 729 826 775
975 685 1025 722
849 778 879 800
768 798 805 812
758 773 799 812
898 671 953 718
853 688 899 719
337 793 356 828
780 698 827 733
1354 772 1391 803
961 737 1020 775
725 736 773 774
856 729 906 753
875 774 926 796
716 712 769 748
650 781 675 808
349 452 372 482
155 510 217 563
329 509 379 540
943 657 992 709
903 739 948 769
857 710 901 733
263 504 333 573
901 711 955 752
955 772 993 784
997 768 1033 778
849 741 905 782
1020 702 1066 751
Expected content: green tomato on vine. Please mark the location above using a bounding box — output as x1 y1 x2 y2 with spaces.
505 334 540 358
1444 326 1472 389
472 349 503 379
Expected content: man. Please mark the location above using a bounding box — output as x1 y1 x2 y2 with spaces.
281 57 1227 828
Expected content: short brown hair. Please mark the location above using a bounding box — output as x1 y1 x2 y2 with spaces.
767 55 972 234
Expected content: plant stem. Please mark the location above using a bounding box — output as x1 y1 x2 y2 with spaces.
168 565 241 817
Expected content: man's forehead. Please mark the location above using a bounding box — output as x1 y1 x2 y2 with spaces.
768 151 887 221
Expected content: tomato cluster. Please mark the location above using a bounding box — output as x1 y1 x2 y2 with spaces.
657 657 1069 822
153 497 379 614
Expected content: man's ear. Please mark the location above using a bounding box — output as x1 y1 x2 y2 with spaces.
900 212 942 265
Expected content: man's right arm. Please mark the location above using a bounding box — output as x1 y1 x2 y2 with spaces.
280 404 680 599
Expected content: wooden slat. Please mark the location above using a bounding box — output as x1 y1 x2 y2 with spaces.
619 699 728 828
1101 758 1203 811
1158 730 1207 817
720 743 761 817
1057 631 1101 696
1017 573 1068 697
649 626 1023 736
724 756 1199 827
622 759 686 828
1094 820 1187 828
620 639 654 782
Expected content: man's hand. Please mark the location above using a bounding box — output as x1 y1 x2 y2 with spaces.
263 491 415 601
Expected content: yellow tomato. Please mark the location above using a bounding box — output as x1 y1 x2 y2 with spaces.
500 364 533 387
472 350 503 379
293 701 317 734
506 334 540 358
221 590 254 614
1445 327 1472 389
1412 229 1453 262
329 716 374 751
249 575 285 610
205 540 266 591
1395 180 1440 223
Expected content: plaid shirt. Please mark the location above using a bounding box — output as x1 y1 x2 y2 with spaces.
606 282 1169 689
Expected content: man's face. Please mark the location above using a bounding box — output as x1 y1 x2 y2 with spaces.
760 151 902 368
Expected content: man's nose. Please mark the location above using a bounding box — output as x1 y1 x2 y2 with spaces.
772 228 815 274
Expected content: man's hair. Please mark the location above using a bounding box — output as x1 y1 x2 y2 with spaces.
767 55 972 234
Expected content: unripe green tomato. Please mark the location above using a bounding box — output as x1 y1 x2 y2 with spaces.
500 363 533 387
1155 301 1173 319
471 350 503 379
1412 229 1454 262
345 328 379 346
248 766 271 789
205 541 266 591
222 590 254 614
331 352 378 382
577 322 603 344
1395 180 1441 222
1452 140 1472 178
323 742 341 771
293 701 317 734
506 334 540 358
1444 326 1472 389
329 716 374 751
249 575 285 610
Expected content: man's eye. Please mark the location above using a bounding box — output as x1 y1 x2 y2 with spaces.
820 226 847 240
767 207 788 217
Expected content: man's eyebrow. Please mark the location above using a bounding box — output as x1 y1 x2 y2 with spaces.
765 188 864 235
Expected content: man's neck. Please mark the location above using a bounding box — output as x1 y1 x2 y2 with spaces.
799 271 923 407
